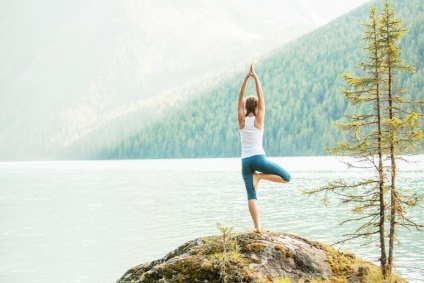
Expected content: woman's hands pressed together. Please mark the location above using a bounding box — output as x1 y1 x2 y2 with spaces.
245 64 258 80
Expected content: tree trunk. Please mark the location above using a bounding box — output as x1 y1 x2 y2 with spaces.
375 36 387 279
387 64 396 275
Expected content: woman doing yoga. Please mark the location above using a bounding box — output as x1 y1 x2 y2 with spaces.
238 64 291 233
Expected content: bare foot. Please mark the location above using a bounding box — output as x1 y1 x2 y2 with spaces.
252 173 260 191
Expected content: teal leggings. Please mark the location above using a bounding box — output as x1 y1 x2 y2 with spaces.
241 154 291 200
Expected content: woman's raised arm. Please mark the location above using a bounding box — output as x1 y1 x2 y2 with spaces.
251 65 265 129
238 71 251 130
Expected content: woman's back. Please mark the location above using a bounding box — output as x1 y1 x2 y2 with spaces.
240 116 265 158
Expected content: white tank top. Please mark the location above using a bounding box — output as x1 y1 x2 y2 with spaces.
240 116 265 158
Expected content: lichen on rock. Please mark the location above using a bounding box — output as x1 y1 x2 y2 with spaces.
116 231 395 283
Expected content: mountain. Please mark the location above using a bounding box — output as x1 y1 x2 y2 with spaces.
97 0 424 159
1 0 369 161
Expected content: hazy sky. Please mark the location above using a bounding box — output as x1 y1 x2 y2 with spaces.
295 0 372 23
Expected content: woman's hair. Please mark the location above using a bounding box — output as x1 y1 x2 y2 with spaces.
245 96 258 116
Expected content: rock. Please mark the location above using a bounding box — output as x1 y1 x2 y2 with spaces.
116 231 384 283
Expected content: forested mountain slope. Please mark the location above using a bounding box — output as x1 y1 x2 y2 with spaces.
98 0 424 159
2 0 335 160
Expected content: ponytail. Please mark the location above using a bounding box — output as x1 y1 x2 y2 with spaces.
245 96 258 116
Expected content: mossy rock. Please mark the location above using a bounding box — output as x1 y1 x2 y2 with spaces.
117 231 405 283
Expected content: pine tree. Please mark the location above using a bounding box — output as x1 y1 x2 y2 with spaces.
378 0 424 275
307 1 423 278
307 5 389 273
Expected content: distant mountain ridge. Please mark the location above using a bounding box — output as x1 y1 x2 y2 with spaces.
98 0 424 159
1 0 365 160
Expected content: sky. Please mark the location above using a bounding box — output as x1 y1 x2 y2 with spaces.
301 0 371 22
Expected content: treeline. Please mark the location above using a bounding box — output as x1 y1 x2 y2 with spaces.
96 0 424 159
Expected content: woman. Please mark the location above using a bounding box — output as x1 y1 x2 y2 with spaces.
238 64 291 233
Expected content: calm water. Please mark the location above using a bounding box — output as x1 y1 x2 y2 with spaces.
0 156 423 283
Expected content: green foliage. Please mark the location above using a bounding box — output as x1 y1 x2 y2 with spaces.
207 222 243 283
93 0 424 159
306 0 423 278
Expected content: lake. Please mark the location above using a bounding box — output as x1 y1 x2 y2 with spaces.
0 156 423 282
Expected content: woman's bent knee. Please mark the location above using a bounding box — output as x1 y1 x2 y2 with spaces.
286 175 291 182
284 172 291 182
